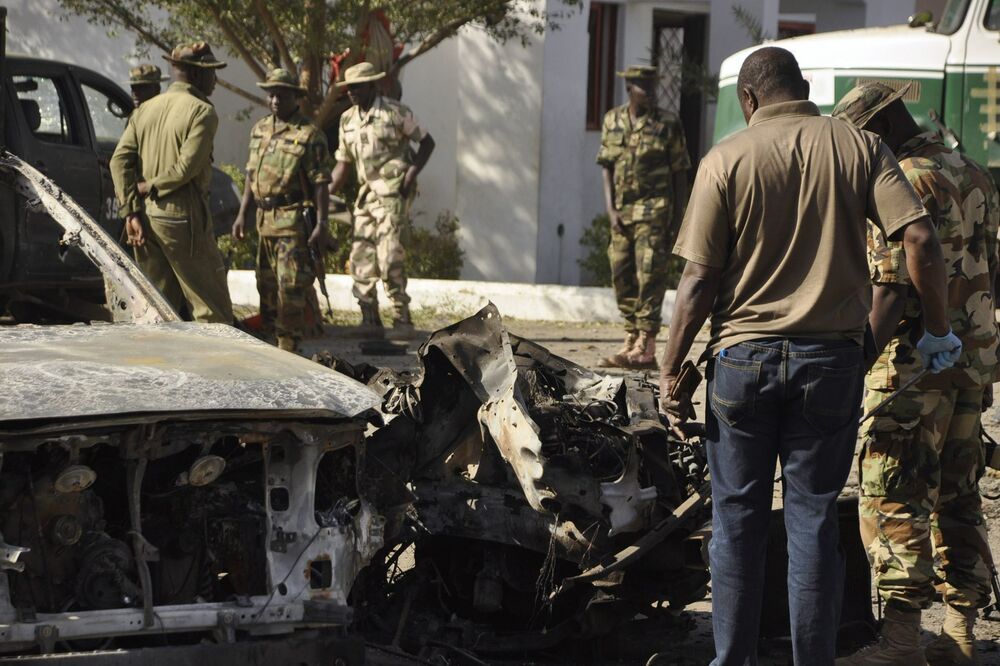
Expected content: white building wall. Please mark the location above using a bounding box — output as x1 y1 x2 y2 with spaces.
536 1 590 284
453 18 546 282
7 0 259 168
398 40 459 229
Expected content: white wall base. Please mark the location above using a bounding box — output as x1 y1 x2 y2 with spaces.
228 271 677 324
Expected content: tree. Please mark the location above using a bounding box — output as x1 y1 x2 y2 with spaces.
56 0 581 129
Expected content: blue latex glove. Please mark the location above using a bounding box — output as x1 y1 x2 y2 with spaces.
916 329 962 373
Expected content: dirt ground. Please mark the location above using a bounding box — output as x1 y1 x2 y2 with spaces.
299 310 1000 665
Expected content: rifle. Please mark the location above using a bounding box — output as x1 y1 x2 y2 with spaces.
298 168 333 318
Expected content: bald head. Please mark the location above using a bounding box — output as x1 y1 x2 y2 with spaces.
736 47 809 123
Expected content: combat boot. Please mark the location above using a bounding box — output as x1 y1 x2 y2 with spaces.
625 331 658 370
925 604 980 666
598 331 638 368
836 606 927 665
359 301 384 337
390 303 415 338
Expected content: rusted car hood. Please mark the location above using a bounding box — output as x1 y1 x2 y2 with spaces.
0 322 380 424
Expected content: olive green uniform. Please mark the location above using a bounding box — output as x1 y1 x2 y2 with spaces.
111 81 233 323
860 132 1000 612
597 104 689 334
335 95 426 317
246 112 331 351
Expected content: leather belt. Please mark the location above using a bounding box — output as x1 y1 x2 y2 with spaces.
255 192 304 211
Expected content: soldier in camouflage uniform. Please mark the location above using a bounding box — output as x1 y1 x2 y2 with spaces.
330 61 435 335
834 83 1000 666
596 65 690 369
232 68 330 353
128 64 169 108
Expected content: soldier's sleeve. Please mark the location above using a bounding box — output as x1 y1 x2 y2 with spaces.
334 114 352 163
871 164 943 286
304 127 332 185
110 116 141 216
399 103 427 143
245 120 262 174
667 118 691 173
987 185 1000 298
595 111 618 168
867 219 910 286
148 105 219 197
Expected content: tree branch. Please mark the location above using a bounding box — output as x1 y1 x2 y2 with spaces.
391 12 478 73
254 0 296 75
216 78 267 107
204 1 269 80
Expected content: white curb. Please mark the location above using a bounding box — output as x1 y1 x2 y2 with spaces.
228 270 676 324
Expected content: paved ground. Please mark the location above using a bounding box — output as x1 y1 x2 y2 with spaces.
298 310 1000 665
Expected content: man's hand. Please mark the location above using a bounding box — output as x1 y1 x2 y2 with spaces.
136 180 151 197
659 373 696 438
308 219 329 252
125 214 145 247
232 214 246 241
916 329 962 373
984 384 994 412
609 209 625 234
400 167 419 199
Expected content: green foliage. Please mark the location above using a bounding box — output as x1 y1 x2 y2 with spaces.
55 0 581 128
732 4 772 45
219 209 464 281
578 214 611 287
217 162 245 193
405 211 464 279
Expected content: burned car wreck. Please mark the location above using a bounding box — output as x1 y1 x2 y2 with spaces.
0 150 871 664
326 304 714 659
0 152 382 664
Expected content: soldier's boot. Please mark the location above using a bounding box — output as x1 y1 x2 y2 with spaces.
390 303 415 338
625 331 658 370
598 331 638 368
359 301 384 337
836 606 927 666
925 605 980 666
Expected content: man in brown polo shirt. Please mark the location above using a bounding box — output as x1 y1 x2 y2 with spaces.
658 47 959 665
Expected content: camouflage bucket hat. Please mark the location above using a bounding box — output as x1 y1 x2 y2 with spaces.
256 68 305 93
616 65 658 80
336 61 386 88
128 64 169 85
832 82 912 129
163 41 227 69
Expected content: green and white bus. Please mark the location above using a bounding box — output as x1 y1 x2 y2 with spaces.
715 0 1000 179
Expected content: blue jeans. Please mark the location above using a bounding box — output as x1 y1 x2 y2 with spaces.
706 338 864 666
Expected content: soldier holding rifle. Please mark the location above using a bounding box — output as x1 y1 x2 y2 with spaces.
233 68 331 353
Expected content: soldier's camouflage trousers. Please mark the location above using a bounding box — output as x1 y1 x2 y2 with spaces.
350 194 409 316
256 233 313 352
135 210 233 324
858 386 991 610
609 210 670 333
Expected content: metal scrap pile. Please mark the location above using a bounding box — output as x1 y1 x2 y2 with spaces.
321 304 713 660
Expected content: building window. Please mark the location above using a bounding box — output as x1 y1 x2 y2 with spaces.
587 2 619 130
778 20 815 39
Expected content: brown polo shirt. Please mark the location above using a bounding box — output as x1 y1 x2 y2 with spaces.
674 100 928 354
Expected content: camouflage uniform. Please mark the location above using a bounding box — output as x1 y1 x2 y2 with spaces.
860 131 1000 612
335 95 426 318
596 104 689 334
246 110 330 352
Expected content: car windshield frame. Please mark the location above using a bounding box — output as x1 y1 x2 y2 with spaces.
934 0 972 34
